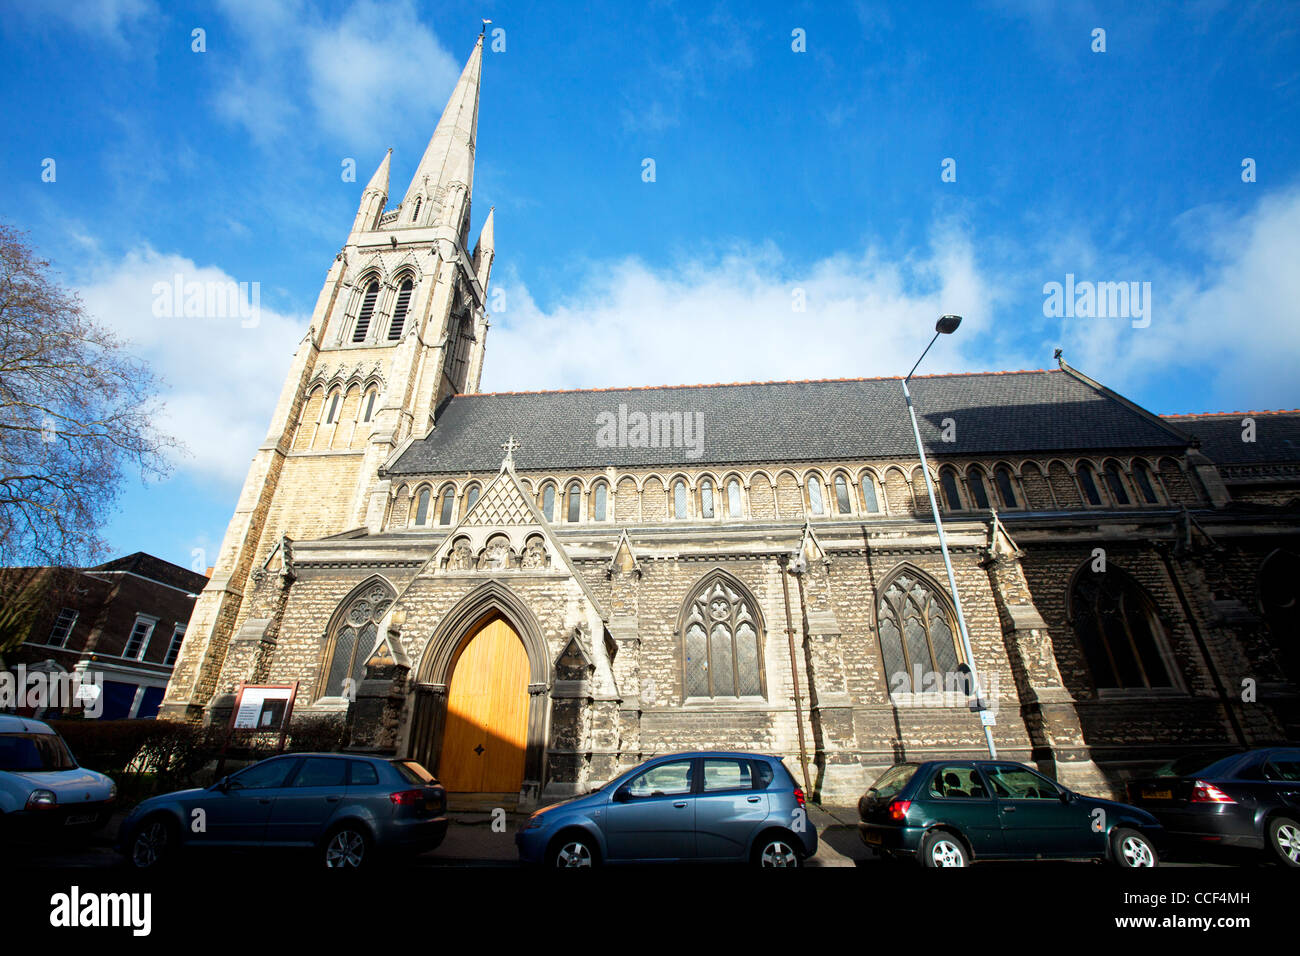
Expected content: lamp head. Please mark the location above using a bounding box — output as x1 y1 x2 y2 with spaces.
936 314 962 334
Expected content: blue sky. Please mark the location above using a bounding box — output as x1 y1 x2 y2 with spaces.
2 0 1298 570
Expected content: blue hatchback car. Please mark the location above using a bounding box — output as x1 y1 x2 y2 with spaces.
516 751 816 867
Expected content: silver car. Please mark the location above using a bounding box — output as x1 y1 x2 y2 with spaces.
0 714 117 837
516 751 817 867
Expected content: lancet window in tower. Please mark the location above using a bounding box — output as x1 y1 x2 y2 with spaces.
389 278 414 340
353 280 380 342
444 306 474 389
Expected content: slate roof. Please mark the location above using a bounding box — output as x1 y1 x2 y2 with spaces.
389 369 1191 476
1165 411 1300 467
89 552 210 592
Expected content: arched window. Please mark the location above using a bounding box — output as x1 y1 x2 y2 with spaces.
413 488 431 526
1104 462 1131 505
1078 463 1103 506
324 391 341 424
1070 566 1173 690
592 482 608 521
834 474 852 514
966 467 990 509
353 279 380 342
388 277 414 340
682 574 764 698
1260 550 1300 679
699 479 715 518
727 479 743 518
411 197 422 222
940 468 963 511
464 484 481 512
673 480 688 519
566 482 581 523
321 580 394 698
541 483 556 522
876 571 961 691
807 475 825 515
437 484 456 525
994 466 1018 509
1133 460 1160 504
860 473 881 514
362 390 377 422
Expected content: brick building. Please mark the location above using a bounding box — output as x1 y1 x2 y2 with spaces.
160 37 1300 805
3 553 208 720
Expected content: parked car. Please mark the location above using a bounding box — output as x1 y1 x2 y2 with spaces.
858 759 1162 867
118 752 447 869
0 714 117 838
1125 747 1300 866
516 751 816 867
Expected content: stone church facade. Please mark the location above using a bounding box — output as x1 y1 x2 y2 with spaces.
161 37 1300 806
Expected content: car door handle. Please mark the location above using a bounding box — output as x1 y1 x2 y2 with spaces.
326 796 340 802
673 801 688 808
747 797 761 803
1001 806 1016 812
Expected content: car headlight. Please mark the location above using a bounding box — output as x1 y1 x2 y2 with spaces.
26 789 57 810
108 780 118 801
524 814 546 830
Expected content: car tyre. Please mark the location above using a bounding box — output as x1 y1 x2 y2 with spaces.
1266 816 1300 867
1110 827 1158 868
127 815 179 870
547 832 599 868
920 830 969 868
322 823 373 869
753 832 802 868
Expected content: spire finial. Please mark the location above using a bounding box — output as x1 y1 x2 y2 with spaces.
482 18 492 37
501 434 520 469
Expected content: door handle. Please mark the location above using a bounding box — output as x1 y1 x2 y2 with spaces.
747 797 761 803
673 801 687 808
1001 805 1016 812
326 796 340 802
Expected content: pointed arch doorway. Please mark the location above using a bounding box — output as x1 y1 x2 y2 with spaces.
438 612 530 793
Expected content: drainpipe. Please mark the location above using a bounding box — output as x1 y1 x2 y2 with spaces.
778 553 813 798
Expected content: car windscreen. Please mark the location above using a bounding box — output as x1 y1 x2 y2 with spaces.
867 763 918 800
0 733 77 772
1152 751 1241 778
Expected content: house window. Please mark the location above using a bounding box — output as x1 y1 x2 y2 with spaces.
592 483 608 521
834 474 852 514
123 616 157 660
353 280 380 342
861 474 881 514
321 581 394 698
1133 461 1160 504
966 467 990 509
541 484 556 522
389 278 413 340
1071 566 1173 690
682 575 764 698
700 479 714 518
437 485 456 525
48 608 78 648
994 467 1018 509
940 468 963 510
673 480 688 519
727 479 743 518
807 475 825 515
1078 463 1103 505
163 625 186 666
566 482 581 523
876 573 961 690
413 488 431 525
1104 463 1131 505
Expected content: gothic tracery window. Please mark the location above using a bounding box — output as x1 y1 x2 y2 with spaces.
1070 566 1173 690
876 571 961 691
682 575 764 699
321 581 394 698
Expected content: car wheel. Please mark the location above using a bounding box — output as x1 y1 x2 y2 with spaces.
1110 828 1157 868
753 833 802 868
547 833 599 868
1266 816 1300 867
128 816 178 869
921 830 968 868
322 824 372 869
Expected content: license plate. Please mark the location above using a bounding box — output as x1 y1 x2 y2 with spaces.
863 830 882 845
1142 788 1172 800
64 814 97 826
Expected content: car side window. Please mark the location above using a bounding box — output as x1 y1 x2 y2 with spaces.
290 757 347 788
626 760 694 798
1265 753 1300 782
229 757 296 790
349 761 380 786
702 758 753 792
927 765 989 799
985 764 1061 800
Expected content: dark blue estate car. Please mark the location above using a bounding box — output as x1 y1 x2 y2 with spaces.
516 751 816 867
119 752 447 869
858 759 1163 867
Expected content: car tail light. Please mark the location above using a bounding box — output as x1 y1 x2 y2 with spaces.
793 786 806 808
389 789 424 805
26 789 57 810
888 799 912 821
1190 780 1236 804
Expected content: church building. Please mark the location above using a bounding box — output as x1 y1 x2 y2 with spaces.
161 37 1300 806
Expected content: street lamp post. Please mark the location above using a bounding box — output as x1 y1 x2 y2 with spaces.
901 315 997 759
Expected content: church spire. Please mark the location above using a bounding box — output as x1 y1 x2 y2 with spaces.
400 35 482 227
351 148 391 235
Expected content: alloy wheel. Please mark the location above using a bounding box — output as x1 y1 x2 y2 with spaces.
325 829 367 868
1272 820 1300 865
759 840 799 867
1119 834 1155 867
132 820 169 868
930 839 966 867
555 841 593 867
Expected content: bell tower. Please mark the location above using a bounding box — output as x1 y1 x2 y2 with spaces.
161 35 496 720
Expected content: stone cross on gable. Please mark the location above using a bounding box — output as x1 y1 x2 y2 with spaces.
501 434 520 469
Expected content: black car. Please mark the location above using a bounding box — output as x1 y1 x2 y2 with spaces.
1125 747 1300 866
858 759 1162 867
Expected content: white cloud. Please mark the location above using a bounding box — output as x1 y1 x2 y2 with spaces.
12 0 154 49
75 248 307 485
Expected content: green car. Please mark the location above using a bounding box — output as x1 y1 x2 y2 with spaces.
857 760 1163 867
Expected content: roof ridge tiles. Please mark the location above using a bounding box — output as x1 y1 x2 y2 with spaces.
1162 409 1300 419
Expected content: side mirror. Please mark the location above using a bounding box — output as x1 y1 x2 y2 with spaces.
1059 789 1073 804
213 775 231 792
